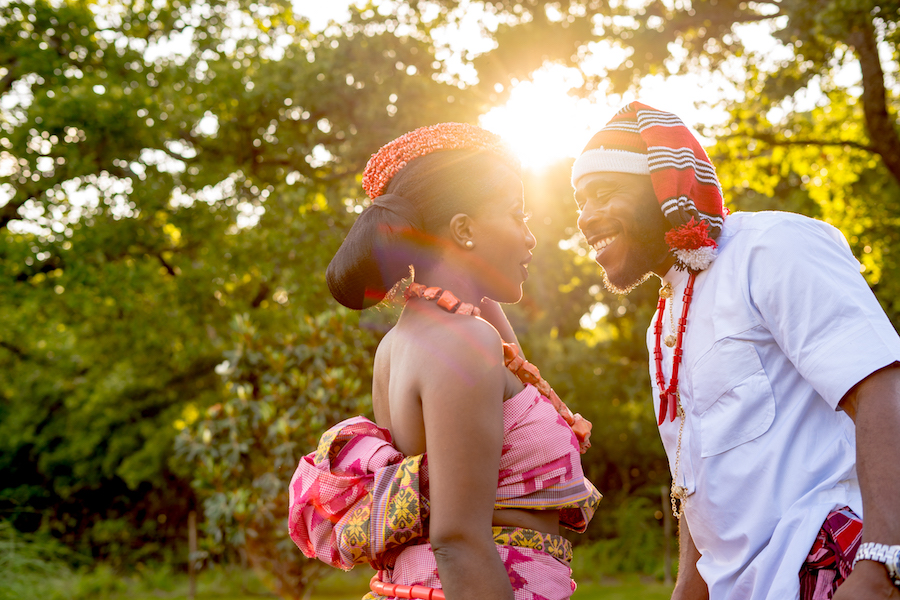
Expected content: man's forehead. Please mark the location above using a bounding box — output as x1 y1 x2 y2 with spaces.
574 172 618 199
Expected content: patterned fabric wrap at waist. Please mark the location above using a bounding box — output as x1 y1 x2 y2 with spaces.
364 527 576 600
289 417 428 571
289 387 600 572
491 526 573 563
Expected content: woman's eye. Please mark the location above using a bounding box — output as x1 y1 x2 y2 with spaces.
515 211 531 223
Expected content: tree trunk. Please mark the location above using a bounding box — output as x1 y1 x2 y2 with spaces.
848 17 900 184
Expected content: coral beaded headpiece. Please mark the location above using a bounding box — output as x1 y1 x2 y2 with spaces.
571 102 726 271
362 122 521 199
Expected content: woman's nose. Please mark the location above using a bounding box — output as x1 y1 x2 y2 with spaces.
525 226 537 250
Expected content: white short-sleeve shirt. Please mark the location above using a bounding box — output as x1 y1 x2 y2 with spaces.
649 211 900 600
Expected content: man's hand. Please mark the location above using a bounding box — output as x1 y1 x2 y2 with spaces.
833 560 900 600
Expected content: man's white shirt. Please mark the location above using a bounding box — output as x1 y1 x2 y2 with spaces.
650 211 900 599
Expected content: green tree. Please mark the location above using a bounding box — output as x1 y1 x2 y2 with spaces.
175 310 377 599
387 0 900 323
0 0 477 568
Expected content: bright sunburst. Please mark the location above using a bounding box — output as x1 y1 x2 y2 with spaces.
479 66 616 171
480 64 726 172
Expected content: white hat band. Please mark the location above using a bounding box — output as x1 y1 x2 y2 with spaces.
571 148 650 187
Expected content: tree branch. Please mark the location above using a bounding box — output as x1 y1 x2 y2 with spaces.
0 340 32 361
1 59 18 95
731 132 878 154
250 282 270 308
0 198 27 231
15 255 64 282
155 252 178 277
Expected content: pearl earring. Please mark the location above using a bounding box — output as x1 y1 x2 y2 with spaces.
464 240 475 249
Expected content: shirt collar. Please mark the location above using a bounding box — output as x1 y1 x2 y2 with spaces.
660 264 690 290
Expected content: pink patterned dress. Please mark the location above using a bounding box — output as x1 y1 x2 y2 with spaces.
288 384 602 599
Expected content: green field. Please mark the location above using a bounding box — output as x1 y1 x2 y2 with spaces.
6 564 673 600
78 569 674 600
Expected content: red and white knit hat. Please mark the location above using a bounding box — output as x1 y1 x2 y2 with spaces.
571 102 726 271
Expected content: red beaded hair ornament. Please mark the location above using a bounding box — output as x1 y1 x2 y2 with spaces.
362 122 522 199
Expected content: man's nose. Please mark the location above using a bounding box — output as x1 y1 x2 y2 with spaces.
577 202 597 232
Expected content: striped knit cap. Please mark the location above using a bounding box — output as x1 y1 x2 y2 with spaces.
572 102 726 271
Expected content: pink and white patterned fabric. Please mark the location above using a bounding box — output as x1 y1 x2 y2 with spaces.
494 385 601 530
365 535 577 600
288 384 601 598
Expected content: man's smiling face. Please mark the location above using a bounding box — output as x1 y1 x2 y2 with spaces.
574 171 675 294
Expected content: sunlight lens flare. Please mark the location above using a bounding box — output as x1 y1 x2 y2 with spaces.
480 66 617 172
480 65 728 172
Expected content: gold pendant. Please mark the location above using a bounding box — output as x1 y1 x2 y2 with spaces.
658 284 673 299
665 334 676 347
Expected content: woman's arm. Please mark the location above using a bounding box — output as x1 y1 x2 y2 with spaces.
419 318 515 600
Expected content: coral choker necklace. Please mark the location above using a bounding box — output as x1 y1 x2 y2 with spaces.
404 282 592 453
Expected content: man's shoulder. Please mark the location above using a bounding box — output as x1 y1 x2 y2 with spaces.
723 210 831 234
719 211 847 254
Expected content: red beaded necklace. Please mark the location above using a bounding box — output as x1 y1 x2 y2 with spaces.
404 282 592 453
652 271 696 426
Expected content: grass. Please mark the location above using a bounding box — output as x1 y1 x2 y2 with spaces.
6 565 673 600
100 568 674 600
0 522 674 600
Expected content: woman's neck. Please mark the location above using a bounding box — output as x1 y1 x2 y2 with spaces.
412 263 483 307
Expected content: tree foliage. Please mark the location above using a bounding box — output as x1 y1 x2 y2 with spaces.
397 0 900 323
175 310 376 599
0 0 476 568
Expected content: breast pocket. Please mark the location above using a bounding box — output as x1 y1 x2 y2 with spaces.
691 338 776 458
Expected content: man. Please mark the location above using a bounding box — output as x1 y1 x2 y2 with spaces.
570 102 900 600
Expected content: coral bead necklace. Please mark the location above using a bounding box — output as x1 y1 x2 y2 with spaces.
653 271 697 519
653 272 696 426
404 282 592 453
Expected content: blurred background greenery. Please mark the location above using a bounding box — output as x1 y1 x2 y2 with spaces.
1 0 898 598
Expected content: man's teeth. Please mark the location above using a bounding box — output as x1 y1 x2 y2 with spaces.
591 236 617 252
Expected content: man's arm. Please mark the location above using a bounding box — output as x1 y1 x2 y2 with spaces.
672 516 709 600
834 363 900 599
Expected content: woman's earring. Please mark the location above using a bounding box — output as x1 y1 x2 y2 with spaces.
464 240 475 249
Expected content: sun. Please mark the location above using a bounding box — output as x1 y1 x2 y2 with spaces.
479 65 616 171
480 64 727 172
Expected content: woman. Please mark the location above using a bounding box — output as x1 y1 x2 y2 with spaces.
288 123 600 600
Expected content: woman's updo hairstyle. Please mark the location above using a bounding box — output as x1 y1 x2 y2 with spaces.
327 123 521 310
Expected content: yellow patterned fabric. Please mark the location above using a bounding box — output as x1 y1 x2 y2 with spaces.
491 526 573 563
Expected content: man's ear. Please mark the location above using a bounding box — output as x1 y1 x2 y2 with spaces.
448 213 476 249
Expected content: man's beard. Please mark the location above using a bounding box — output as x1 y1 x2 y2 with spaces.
599 266 652 295
594 224 671 295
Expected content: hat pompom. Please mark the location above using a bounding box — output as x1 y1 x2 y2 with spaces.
665 218 718 271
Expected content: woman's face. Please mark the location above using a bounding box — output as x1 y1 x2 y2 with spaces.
468 172 536 303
